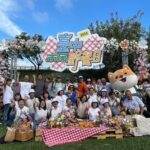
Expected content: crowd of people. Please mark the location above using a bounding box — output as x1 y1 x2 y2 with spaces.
0 73 150 129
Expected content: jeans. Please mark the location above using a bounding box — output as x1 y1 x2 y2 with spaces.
2 104 11 125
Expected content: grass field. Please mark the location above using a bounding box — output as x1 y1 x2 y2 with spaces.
1 125 150 150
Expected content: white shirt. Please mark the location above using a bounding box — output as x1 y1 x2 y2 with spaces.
88 94 98 106
55 95 68 108
16 106 29 118
49 106 62 121
26 98 39 114
20 82 33 99
46 100 52 111
109 98 120 107
88 107 100 121
77 102 88 118
35 107 48 121
3 85 13 105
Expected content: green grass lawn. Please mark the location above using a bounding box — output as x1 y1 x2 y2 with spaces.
1 125 150 150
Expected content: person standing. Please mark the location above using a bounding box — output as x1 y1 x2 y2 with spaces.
17 72 35 99
2 79 14 125
35 74 45 98
78 76 88 98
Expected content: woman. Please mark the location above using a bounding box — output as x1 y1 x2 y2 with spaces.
65 84 76 106
76 95 88 119
87 100 101 121
2 79 13 125
43 91 52 111
63 98 76 121
98 89 109 110
49 98 62 121
34 99 48 127
109 92 120 116
55 89 67 108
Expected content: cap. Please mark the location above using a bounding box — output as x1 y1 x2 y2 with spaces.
79 76 83 79
29 89 35 94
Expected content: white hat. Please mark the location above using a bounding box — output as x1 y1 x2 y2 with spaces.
29 89 35 94
57 88 64 93
91 99 98 104
101 89 107 92
51 98 59 103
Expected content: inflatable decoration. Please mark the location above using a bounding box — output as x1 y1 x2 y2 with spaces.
108 65 138 92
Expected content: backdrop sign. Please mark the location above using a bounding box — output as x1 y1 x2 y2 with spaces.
43 29 106 73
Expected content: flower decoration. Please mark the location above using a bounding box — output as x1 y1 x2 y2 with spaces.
120 39 129 50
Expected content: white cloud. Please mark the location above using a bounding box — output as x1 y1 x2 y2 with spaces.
0 0 22 37
55 0 76 11
32 12 49 23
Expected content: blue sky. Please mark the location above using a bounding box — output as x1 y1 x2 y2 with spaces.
0 0 150 40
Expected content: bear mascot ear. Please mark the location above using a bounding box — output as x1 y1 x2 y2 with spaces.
123 64 132 71
108 72 114 82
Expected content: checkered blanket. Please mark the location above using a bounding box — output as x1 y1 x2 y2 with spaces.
41 126 107 147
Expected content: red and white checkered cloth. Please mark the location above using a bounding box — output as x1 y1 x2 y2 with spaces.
82 35 105 51
43 36 66 71
41 126 107 147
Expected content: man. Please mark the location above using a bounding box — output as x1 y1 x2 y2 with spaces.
78 76 88 98
35 74 45 98
88 87 98 106
123 90 145 115
98 78 111 95
17 72 35 99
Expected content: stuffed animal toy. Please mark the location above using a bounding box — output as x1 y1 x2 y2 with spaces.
108 65 138 92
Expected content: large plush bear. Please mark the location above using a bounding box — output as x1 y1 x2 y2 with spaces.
108 65 138 92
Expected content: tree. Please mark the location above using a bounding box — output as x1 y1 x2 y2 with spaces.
146 29 150 62
12 32 46 74
89 11 145 71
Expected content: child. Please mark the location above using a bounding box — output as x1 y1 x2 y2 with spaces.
26 89 39 119
76 95 88 119
87 100 101 121
49 98 62 121
34 100 48 127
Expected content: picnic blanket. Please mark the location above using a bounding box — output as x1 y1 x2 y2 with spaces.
41 126 107 147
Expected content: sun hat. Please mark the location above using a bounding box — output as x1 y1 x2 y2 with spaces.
101 89 107 92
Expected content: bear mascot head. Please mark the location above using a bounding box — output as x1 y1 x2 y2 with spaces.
108 65 138 92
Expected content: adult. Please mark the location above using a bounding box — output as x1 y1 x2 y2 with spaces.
98 78 111 95
35 74 45 98
17 72 35 99
88 87 98 107
122 90 145 115
78 76 88 98
48 77 56 98
2 79 14 125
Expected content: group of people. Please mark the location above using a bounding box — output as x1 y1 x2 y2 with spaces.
0 73 149 128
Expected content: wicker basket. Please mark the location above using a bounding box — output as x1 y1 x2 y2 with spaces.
15 129 33 142
4 127 16 142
